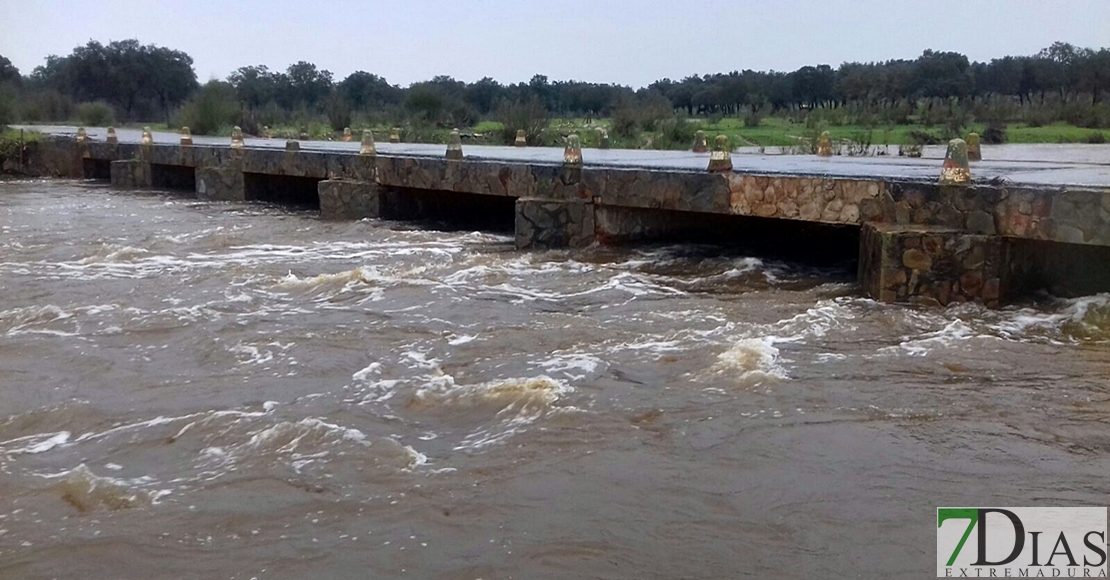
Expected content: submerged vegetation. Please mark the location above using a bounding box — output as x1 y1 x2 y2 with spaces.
1 40 1109 150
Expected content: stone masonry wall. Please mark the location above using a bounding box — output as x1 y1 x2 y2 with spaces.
109 160 151 189
864 182 1110 248
2 138 84 177
860 223 1008 307
195 165 245 202
515 198 595 249
318 179 381 220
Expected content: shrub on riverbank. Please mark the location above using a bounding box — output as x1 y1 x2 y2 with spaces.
172 81 238 135
76 102 114 127
494 97 549 146
16 89 74 123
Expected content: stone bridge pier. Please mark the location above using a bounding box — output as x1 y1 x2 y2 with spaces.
515 198 595 248
196 164 245 202
109 159 151 189
318 179 381 219
859 223 1007 307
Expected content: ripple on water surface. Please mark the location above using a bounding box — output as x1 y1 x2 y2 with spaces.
3 180 1110 578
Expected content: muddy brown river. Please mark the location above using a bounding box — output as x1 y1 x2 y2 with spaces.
2 179 1110 579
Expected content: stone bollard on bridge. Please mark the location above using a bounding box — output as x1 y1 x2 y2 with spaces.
446 129 463 160
598 129 610 150
939 139 971 185
285 140 300 152
817 131 833 157
967 132 982 162
359 130 376 156
692 130 708 153
561 134 584 184
707 135 732 172
138 126 154 161
564 134 583 165
231 126 245 149
180 127 193 146
390 128 400 143
342 127 353 142
106 127 118 145
514 129 527 147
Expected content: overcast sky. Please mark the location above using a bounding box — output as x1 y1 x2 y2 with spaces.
2 0 1109 88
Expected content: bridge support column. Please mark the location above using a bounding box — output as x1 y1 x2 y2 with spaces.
515 198 595 249
318 179 381 220
195 166 244 202
109 160 151 189
859 222 1009 307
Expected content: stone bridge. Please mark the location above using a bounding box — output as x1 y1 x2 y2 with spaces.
21 127 1110 307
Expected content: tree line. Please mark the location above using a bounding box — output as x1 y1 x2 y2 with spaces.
1 39 1108 136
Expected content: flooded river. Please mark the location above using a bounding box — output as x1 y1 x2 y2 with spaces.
2 179 1110 579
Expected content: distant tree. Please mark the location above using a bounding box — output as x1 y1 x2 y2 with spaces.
980 56 1024 98
791 64 836 108
1077 49 1110 103
1043 42 1096 101
910 50 973 99
228 65 277 111
338 71 400 110
767 72 793 110
148 45 196 121
836 62 880 105
1026 56 1064 101
404 83 446 123
465 77 504 115
284 61 333 109
0 54 19 85
15 36 1110 132
30 40 196 121
0 56 17 125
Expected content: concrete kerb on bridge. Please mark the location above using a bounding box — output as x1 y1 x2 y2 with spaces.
21 127 1110 308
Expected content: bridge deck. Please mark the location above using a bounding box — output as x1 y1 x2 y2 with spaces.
23 125 1110 188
